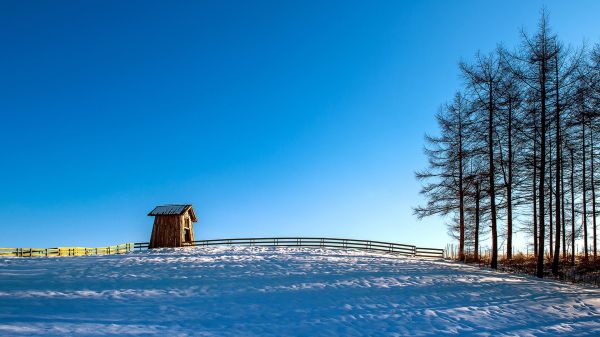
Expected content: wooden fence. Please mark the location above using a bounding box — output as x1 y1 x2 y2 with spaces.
1 238 444 259
135 237 445 258
0 243 134 257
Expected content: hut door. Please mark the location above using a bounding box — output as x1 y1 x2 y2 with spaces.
184 228 191 242
183 218 192 242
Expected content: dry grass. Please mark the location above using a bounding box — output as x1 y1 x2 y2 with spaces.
459 253 600 287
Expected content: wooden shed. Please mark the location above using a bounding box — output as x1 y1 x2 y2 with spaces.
148 204 197 248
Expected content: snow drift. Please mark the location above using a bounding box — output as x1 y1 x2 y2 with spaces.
0 246 599 336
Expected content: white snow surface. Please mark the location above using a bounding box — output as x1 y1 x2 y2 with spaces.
1 246 599 336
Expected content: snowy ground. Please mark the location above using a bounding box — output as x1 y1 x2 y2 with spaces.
0 247 599 336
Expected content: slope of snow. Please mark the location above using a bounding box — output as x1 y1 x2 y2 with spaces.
0 246 599 336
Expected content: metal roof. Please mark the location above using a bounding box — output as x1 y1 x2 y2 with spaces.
148 205 197 221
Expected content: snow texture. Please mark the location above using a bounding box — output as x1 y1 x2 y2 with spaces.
1 246 599 336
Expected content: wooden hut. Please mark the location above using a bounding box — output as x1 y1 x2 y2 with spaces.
148 204 197 248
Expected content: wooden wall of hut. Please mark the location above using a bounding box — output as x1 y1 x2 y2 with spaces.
149 211 195 248
183 211 195 242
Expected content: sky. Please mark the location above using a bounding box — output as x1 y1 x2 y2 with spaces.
1 1 599 249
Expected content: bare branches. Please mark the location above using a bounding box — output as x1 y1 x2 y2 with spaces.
415 11 600 276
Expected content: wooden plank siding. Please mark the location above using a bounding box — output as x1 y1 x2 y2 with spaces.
149 212 195 248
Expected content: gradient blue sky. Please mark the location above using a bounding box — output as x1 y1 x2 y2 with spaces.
1 1 599 248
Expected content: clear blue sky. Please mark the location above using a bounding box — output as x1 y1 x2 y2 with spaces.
1 1 599 248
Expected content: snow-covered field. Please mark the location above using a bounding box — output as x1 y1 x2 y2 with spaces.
1 247 599 336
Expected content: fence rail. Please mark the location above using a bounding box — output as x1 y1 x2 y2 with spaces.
1 238 444 259
0 243 134 257
135 237 444 258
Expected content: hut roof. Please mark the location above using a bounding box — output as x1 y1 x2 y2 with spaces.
148 204 197 222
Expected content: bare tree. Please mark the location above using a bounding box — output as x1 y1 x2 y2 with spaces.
505 11 558 277
415 10 600 279
496 56 524 260
415 93 473 261
461 52 503 269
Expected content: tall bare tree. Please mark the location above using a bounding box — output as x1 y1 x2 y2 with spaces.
416 11 600 278
505 11 558 277
415 93 473 261
461 53 503 269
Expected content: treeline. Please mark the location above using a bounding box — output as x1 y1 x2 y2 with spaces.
415 12 600 277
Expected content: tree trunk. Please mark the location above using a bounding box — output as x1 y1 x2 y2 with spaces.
583 120 589 260
489 83 498 269
507 101 514 260
536 58 547 278
533 136 538 257
552 71 561 274
474 181 481 260
549 154 554 260
561 145 566 259
591 125 597 259
458 118 465 261
571 148 576 266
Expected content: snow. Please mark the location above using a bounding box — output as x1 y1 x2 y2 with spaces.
0 246 599 336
